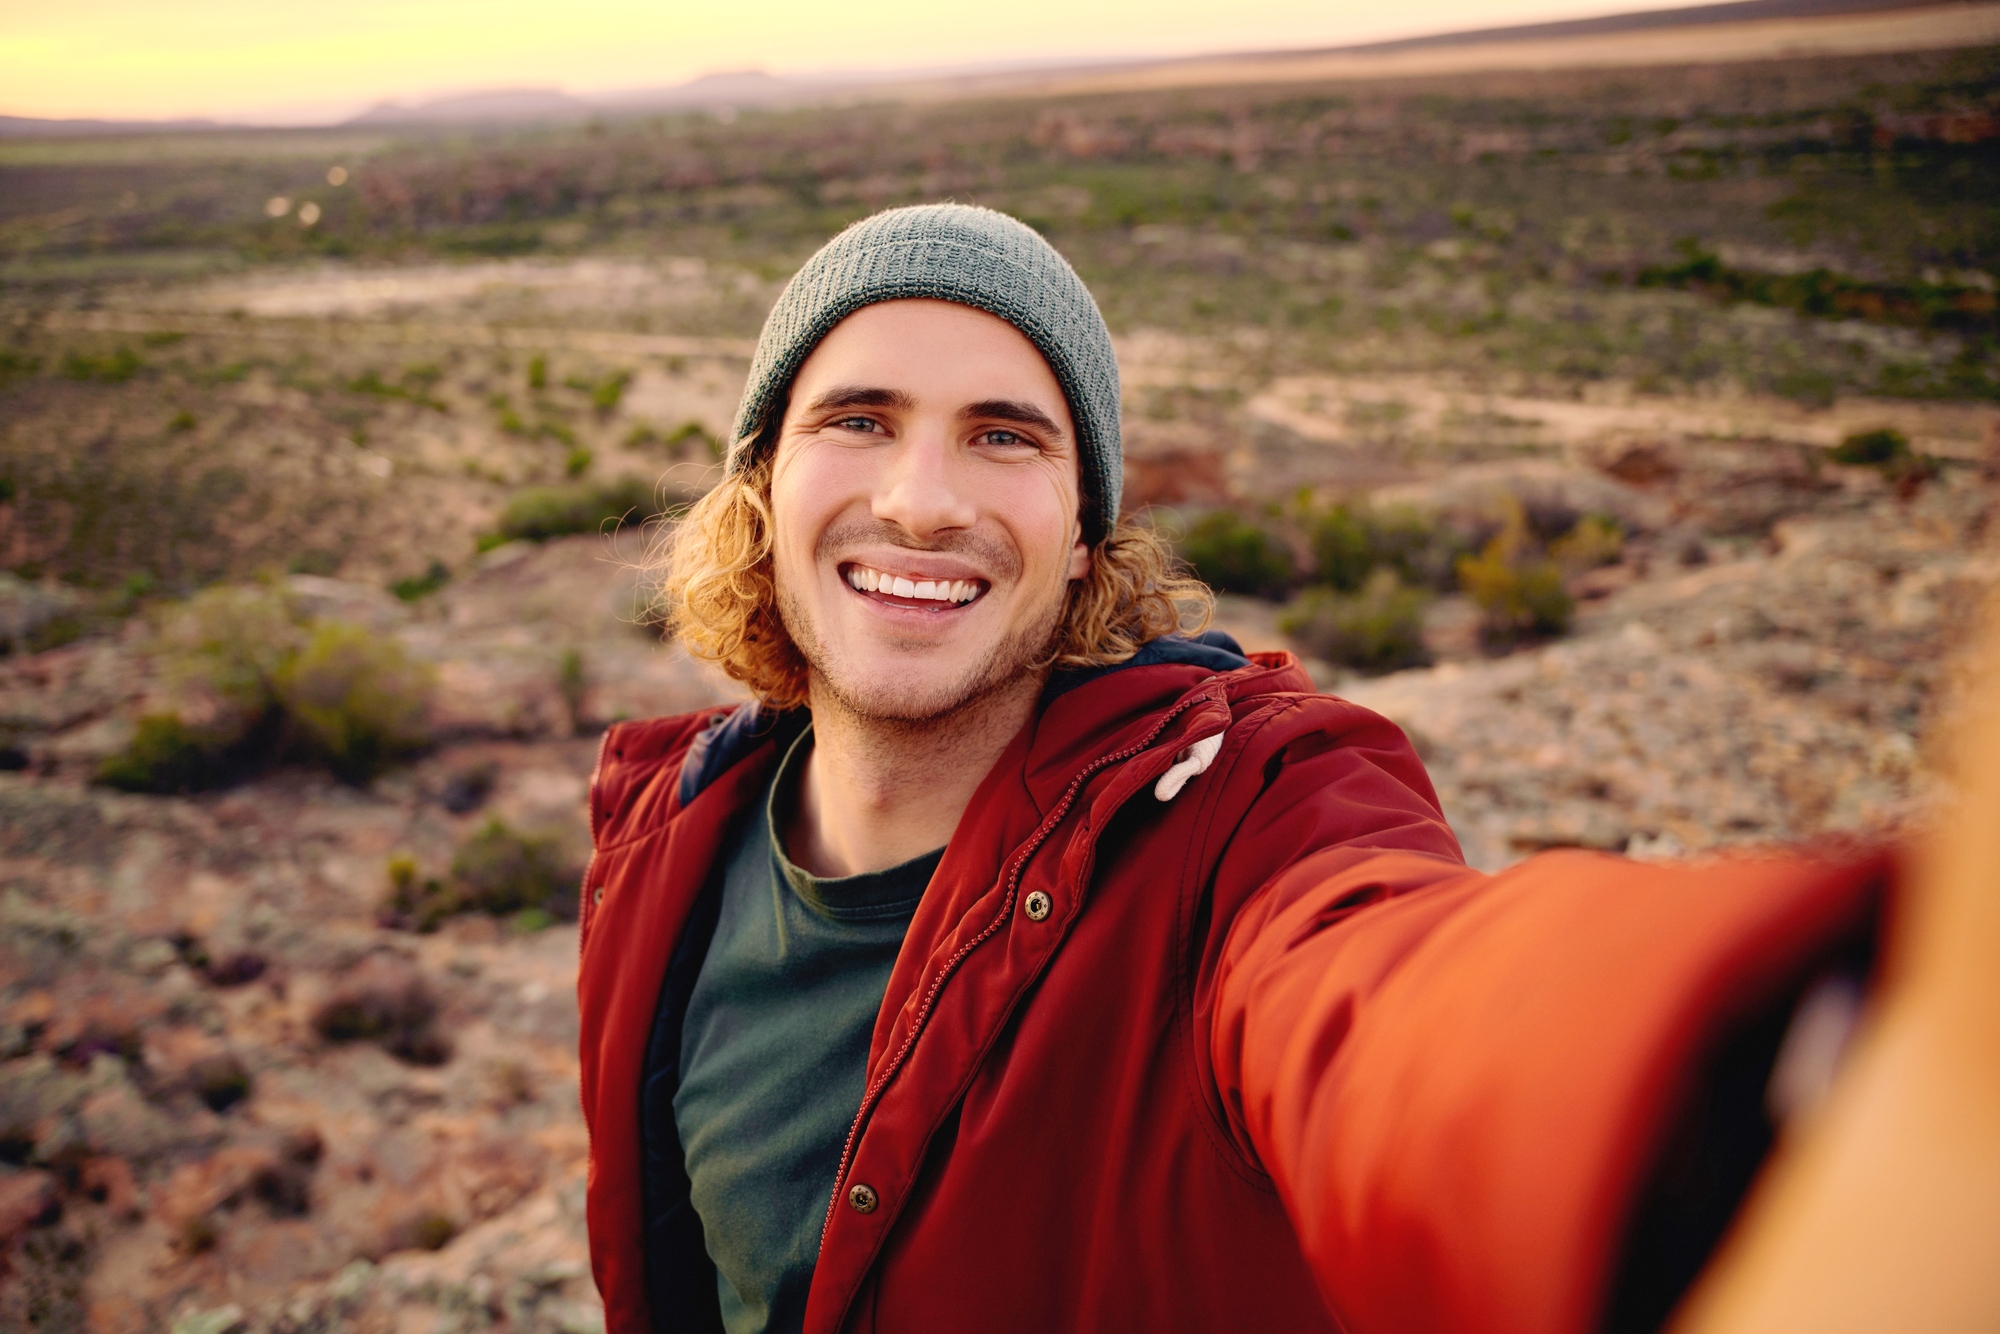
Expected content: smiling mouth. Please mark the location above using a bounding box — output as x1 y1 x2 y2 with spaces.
842 562 987 608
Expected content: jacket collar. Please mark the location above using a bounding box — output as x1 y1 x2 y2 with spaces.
674 631 1252 810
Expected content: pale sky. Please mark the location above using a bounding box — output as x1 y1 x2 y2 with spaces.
0 0 1686 124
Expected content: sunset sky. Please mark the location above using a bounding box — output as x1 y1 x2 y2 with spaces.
2 0 1685 124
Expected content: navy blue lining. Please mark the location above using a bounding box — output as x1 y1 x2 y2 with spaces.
1041 630 1249 703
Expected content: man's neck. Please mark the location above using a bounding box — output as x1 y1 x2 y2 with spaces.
786 673 1043 878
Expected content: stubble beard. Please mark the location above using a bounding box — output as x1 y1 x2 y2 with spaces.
775 531 1068 730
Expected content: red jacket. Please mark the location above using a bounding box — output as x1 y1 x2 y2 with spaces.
577 646 1885 1334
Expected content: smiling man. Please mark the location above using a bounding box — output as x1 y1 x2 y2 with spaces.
575 206 1912 1334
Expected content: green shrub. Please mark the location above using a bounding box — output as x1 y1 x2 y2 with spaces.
274 622 434 783
389 559 450 602
1309 506 1373 592
383 821 578 931
1280 569 1432 674
590 370 632 414
1179 510 1293 597
558 648 586 735
1827 426 1939 486
155 585 302 728
1304 501 1463 592
564 447 593 477
61 347 141 383
495 476 659 543
1829 427 1910 468
96 585 433 790
451 818 574 918
1549 515 1624 571
1458 539 1573 643
666 420 721 459
95 714 237 793
526 354 548 390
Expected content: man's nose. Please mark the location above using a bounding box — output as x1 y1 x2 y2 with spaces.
872 424 976 540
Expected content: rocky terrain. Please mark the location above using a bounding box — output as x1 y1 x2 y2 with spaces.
3 59 1997 1320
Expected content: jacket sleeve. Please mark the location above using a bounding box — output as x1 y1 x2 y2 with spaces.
1208 804 1887 1334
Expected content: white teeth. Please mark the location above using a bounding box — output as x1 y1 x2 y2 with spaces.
846 565 982 604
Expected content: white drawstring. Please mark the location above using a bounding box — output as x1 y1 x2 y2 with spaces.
1154 733 1224 802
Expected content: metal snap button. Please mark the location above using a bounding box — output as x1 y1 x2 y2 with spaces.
847 1183 879 1214
591 886 604 906
1023 891 1052 922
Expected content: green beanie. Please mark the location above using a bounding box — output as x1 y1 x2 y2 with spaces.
726 203 1124 542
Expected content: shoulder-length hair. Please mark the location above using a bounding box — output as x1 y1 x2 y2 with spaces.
646 453 1213 709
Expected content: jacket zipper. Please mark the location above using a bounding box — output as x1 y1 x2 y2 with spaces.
818 688 1219 1243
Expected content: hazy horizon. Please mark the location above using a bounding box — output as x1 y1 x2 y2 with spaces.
3 0 1712 125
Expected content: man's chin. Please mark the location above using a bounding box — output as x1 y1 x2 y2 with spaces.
813 655 1033 726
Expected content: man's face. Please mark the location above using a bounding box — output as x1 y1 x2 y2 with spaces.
768 299 1091 724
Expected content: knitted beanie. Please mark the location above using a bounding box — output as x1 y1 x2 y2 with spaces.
726 203 1123 541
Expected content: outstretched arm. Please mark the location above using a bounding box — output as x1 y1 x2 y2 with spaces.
1211 839 1882 1334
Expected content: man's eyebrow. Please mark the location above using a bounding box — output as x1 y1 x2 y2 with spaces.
803 385 917 415
960 399 1067 439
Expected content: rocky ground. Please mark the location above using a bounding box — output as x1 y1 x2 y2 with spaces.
3 260 1997 1330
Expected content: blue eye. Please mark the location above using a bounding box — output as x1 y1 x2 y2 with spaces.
834 417 880 433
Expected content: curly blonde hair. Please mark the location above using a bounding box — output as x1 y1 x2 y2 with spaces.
647 454 1213 710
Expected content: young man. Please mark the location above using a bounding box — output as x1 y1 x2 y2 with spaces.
575 205 1967 1334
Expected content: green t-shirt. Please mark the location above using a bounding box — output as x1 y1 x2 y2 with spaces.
675 728 943 1334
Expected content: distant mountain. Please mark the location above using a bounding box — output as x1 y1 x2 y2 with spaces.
1317 0 1948 56
343 88 593 126
0 114 221 138
594 69 868 111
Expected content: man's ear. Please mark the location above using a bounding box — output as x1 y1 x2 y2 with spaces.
1066 536 1092 583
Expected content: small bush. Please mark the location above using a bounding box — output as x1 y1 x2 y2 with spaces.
1828 426 1939 487
590 370 632 414
1829 427 1910 468
96 586 432 791
311 959 451 1065
526 354 548 390
390 559 450 602
379 853 457 933
564 447 593 477
61 347 141 384
558 648 587 734
1281 569 1432 673
274 622 434 783
1458 543 1573 643
381 820 578 932
1550 515 1624 571
451 819 576 918
95 714 240 794
1309 506 1374 592
495 476 659 543
1179 510 1293 597
666 420 721 459
187 1054 251 1113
